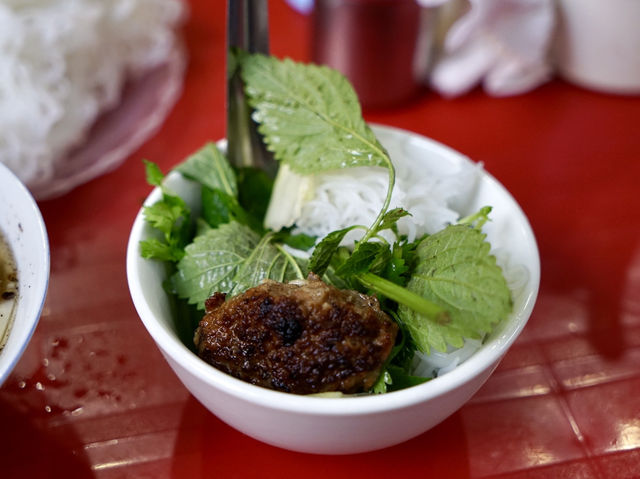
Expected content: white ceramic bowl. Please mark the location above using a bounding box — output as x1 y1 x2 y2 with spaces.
0 163 50 386
126 125 540 454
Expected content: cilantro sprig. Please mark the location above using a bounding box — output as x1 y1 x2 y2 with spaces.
139 160 191 262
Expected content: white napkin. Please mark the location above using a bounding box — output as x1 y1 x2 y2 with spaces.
286 0 314 14
421 0 555 97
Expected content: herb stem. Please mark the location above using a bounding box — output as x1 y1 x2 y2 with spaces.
275 243 305 279
458 206 492 229
358 160 396 245
357 272 449 323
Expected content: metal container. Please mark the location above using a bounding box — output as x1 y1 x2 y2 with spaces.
312 0 438 109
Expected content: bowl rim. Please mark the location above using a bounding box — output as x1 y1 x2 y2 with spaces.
0 163 50 385
126 124 540 416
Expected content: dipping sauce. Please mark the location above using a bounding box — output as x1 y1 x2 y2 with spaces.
0 230 17 351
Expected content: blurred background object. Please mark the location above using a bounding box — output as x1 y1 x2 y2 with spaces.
312 0 438 109
0 0 187 199
428 0 555 98
307 0 556 107
289 0 640 103
554 0 640 95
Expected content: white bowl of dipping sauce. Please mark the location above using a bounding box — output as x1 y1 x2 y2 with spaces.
0 163 49 386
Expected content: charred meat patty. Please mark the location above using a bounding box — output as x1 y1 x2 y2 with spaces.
194 274 398 394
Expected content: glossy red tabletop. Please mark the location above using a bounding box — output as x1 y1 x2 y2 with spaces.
2 1 640 477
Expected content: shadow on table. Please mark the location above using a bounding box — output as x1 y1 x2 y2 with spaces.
169 395 471 478
0 396 92 478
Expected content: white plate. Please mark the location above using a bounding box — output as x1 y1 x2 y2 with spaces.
31 43 186 200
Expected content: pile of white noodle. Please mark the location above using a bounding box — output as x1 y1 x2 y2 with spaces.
0 0 184 190
267 139 528 378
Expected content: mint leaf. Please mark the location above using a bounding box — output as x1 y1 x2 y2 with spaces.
308 226 359 277
236 167 273 222
176 142 237 196
399 224 513 354
201 186 256 231
171 222 304 309
241 53 398 248
335 242 390 277
230 233 304 296
171 222 261 308
375 208 410 235
240 54 390 174
201 187 236 228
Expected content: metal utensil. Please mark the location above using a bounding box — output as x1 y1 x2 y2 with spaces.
226 0 275 175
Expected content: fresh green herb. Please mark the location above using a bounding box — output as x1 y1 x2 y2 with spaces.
383 240 415 287
241 54 389 174
374 208 410 235
201 187 245 229
358 272 450 323
335 242 390 277
177 142 237 196
458 205 492 229
235 166 274 222
228 232 305 296
170 222 304 309
144 160 165 187
308 226 361 277
272 227 317 251
372 317 430 394
240 53 396 248
398 223 513 354
372 369 393 394
140 160 191 262
388 321 419 373
386 365 430 391
169 222 259 308
177 143 266 233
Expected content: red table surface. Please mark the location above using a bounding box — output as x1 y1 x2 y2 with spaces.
2 1 640 477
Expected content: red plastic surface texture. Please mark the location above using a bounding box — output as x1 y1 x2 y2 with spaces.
1 1 639 477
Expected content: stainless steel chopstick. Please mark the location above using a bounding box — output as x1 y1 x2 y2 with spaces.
226 0 275 175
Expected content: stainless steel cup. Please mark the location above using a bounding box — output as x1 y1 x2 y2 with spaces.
312 0 437 109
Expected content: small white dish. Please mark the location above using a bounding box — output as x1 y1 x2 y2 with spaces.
0 163 50 386
126 124 540 454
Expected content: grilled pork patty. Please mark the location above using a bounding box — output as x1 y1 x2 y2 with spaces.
194 274 397 394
